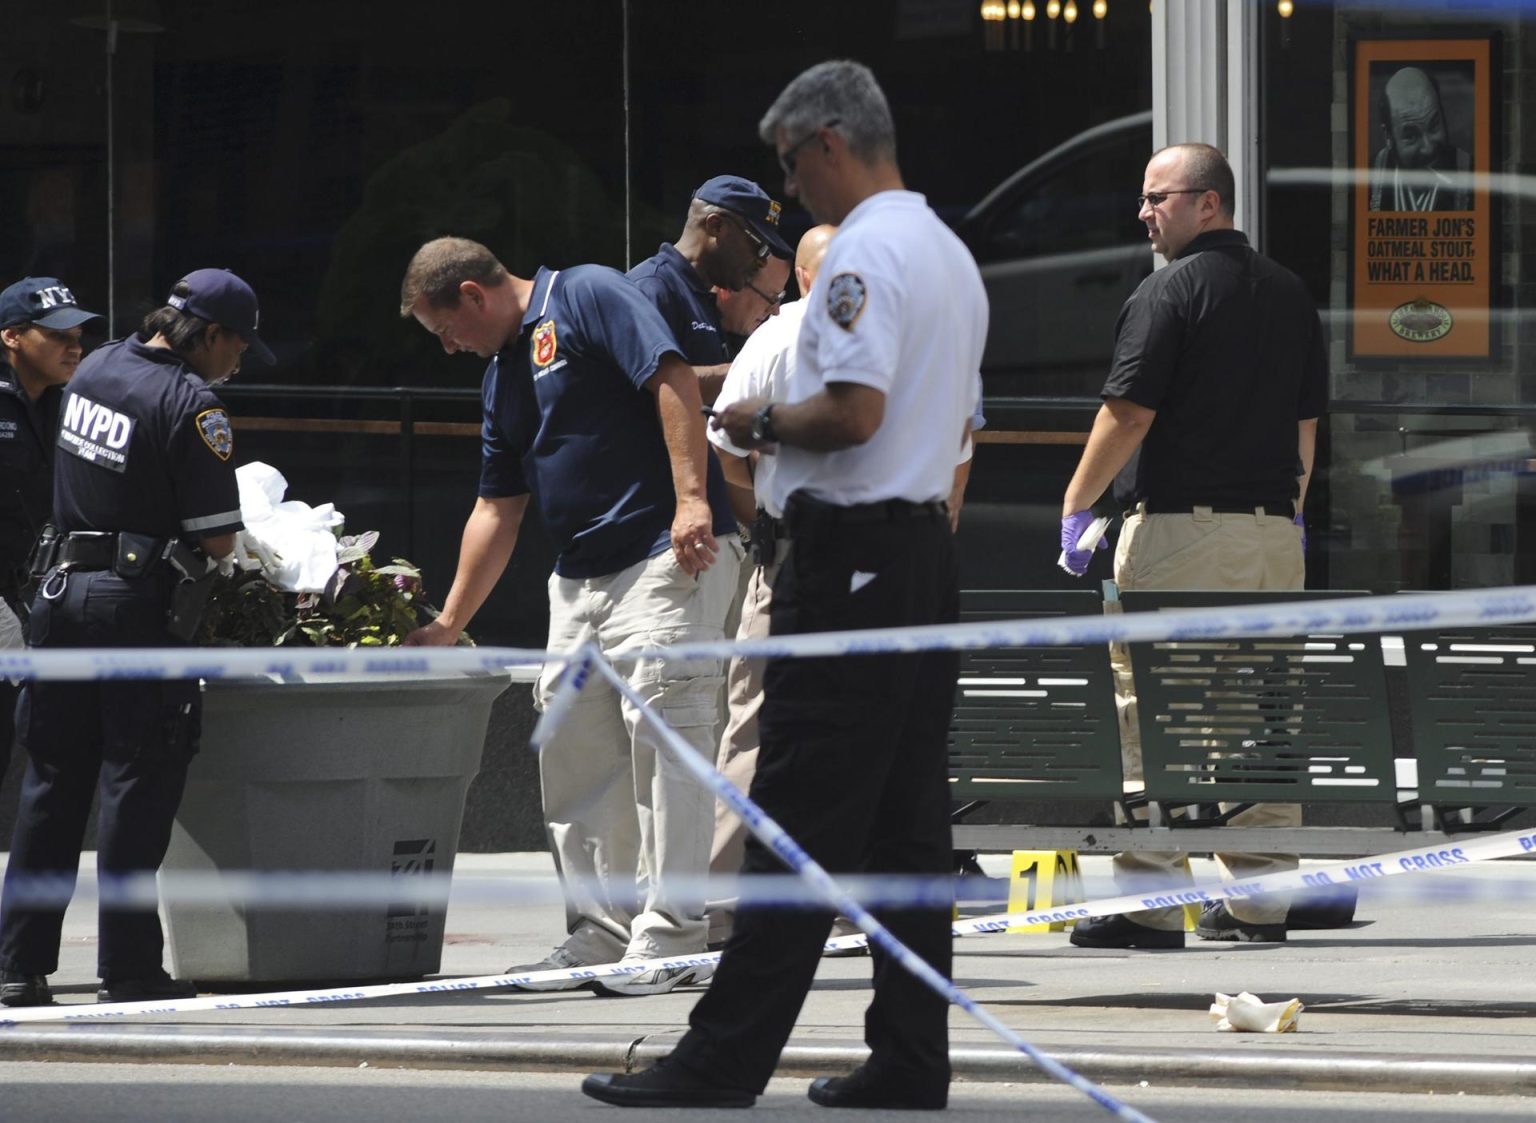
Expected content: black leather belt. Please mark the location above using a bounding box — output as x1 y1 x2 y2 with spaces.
786 493 948 528
1138 501 1294 517
55 532 118 569
47 532 205 581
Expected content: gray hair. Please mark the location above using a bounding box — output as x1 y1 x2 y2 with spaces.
758 60 896 165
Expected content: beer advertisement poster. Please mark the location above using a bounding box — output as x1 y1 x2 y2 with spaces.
1349 35 1496 360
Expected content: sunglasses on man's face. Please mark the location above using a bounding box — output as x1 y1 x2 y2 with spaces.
1136 187 1210 209
778 118 842 176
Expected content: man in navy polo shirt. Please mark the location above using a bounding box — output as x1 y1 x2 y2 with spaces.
0 277 104 775
400 236 741 997
627 176 792 403
0 268 269 1009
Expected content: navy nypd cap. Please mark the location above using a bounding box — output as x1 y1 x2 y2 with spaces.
695 175 793 260
168 268 275 365
0 277 104 332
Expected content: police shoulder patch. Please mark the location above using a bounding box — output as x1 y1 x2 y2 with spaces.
826 272 867 331
196 408 234 461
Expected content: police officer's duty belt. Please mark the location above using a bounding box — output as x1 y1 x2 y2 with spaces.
47 532 205 583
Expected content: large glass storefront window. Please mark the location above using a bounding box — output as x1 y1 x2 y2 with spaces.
1263 0 1535 593
3 1 1151 641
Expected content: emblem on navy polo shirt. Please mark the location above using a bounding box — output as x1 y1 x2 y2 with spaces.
58 391 135 474
196 408 234 461
532 319 558 367
827 272 867 331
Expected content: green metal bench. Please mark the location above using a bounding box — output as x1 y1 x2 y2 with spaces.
948 589 1123 806
1402 620 1536 831
1123 589 1397 813
949 588 1508 856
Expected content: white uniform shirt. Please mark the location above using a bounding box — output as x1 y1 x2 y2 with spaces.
708 299 807 519
769 190 986 510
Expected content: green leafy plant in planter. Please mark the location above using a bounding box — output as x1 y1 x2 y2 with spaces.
200 531 468 647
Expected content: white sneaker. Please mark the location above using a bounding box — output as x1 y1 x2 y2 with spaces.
590 958 715 998
505 945 599 992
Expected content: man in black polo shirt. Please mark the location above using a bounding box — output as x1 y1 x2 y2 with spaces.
1059 143 1326 949
0 277 103 776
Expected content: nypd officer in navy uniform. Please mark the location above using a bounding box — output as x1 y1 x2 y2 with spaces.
0 277 104 777
0 268 270 1008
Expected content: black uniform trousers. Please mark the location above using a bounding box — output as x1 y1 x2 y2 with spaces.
670 495 960 1097
0 567 199 981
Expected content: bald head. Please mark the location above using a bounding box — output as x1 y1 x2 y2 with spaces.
795 224 837 293
1382 66 1451 170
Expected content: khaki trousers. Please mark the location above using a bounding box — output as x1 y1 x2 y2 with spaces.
1112 506 1304 928
705 540 790 946
535 538 742 961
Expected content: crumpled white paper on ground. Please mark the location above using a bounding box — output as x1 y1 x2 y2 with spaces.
232 462 344 592
1209 991 1303 1033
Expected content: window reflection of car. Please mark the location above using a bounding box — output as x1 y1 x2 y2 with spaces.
957 111 1153 398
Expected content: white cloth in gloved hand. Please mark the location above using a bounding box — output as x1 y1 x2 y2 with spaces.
1209 991 1302 1033
234 461 344 592
231 528 284 578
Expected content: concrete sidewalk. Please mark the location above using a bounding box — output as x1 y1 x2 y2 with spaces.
2 853 1534 1094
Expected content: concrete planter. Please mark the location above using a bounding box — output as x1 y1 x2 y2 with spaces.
161 673 509 984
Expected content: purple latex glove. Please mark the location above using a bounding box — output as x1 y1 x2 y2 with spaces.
1059 510 1108 577
1295 512 1307 555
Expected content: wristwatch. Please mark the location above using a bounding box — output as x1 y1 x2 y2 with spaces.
750 403 777 444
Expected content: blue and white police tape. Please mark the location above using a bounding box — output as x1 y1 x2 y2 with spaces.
0 869 986 911
0 584 1534 681
581 658 1159 1123
11 857 1536 912
528 644 597 751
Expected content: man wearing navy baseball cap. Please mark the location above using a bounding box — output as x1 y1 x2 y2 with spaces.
629 174 793 404
0 276 105 776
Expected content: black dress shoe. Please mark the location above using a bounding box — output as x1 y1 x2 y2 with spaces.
1069 913 1185 949
98 973 198 1003
581 1058 755 1108
808 1064 947 1110
0 972 54 1008
1195 901 1286 943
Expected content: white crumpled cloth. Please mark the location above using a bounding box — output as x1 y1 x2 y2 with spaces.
1209 991 1303 1033
230 462 344 592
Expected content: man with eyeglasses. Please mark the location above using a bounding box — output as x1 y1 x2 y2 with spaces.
584 59 985 1112
628 175 792 404
714 254 790 353
1058 143 1327 950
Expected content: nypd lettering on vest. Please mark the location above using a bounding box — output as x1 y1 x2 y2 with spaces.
58 391 136 474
